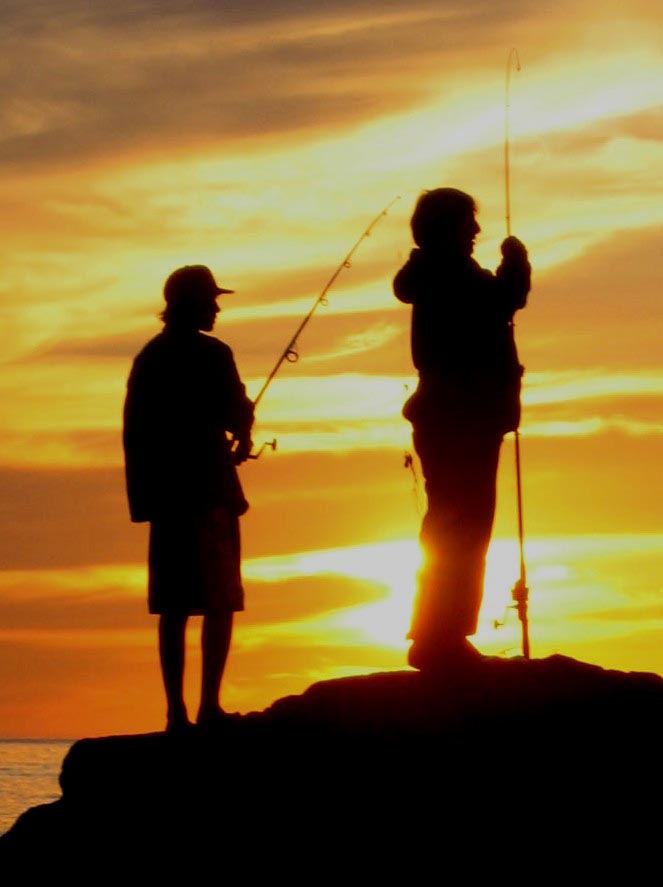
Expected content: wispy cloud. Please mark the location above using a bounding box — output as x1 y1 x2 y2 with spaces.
0 1 551 169
524 370 663 406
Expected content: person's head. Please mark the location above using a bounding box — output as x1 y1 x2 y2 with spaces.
160 265 234 331
410 188 480 256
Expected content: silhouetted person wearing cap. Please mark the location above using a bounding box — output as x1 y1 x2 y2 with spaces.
394 189 531 671
123 265 254 731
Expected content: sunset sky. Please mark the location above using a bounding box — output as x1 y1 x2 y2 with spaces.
0 0 661 738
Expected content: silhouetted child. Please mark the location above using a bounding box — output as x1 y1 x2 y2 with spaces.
394 188 531 671
123 265 254 731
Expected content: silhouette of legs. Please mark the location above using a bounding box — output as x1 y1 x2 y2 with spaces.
159 613 190 730
197 611 234 725
159 610 235 729
408 421 502 669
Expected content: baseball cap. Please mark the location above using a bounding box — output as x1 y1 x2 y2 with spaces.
164 265 235 304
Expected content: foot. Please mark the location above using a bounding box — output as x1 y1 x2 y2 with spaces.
165 702 192 734
408 637 482 672
165 714 193 735
196 705 229 730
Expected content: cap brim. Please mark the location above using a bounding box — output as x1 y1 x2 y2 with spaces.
215 286 235 294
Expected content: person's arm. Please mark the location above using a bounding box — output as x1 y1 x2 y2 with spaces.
393 248 428 305
229 388 254 464
216 343 255 463
122 361 155 522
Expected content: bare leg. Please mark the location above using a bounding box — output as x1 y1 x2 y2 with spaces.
197 611 234 724
158 613 190 729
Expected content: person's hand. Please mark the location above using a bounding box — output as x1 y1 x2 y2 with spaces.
501 235 528 258
233 436 253 465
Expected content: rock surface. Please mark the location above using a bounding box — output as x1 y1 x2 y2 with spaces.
1 654 662 876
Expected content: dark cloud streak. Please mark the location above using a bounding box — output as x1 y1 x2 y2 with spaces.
521 225 663 372
27 308 409 378
0 451 421 569
0 0 546 169
0 573 385 631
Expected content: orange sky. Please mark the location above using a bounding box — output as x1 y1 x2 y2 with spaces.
0 0 662 738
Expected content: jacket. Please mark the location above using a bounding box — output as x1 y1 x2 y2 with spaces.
393 239 531 433
123 328 254 522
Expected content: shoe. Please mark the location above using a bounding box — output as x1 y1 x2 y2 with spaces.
408 637 482 672
196 706 230 730
165 715 194 735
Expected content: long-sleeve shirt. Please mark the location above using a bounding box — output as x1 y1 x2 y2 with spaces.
393 241 531 432
123 328 254 522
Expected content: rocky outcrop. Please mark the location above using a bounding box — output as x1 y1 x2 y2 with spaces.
1 654 661 876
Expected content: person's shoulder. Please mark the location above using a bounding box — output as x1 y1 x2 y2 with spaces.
197 334 241 377
140 330 167 351
130 331 166 367
125 334 165 392
198 332 234 359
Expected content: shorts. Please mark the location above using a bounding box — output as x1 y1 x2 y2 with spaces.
148 506 244 616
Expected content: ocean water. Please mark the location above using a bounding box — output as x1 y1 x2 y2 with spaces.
0 739 74 836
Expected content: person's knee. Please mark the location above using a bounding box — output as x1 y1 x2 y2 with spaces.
203 610 233 635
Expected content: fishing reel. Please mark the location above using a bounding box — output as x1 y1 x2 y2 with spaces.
494 575 531 659
231 436 277 462
493 576 529 630
248 438 277 460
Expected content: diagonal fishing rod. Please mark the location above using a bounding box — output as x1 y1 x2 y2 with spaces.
250 196 401 419
504 46 530 659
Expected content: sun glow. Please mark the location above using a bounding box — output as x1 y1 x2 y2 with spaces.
241 533 663 668
242 537 533 652
245 538 421 589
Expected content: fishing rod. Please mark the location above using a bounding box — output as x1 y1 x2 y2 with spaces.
505 47 520 240
504 46 530 659
246 195 401 457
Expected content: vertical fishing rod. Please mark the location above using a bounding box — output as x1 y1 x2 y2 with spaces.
247 196 400 455
505 47 520 240
505 47 530 659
